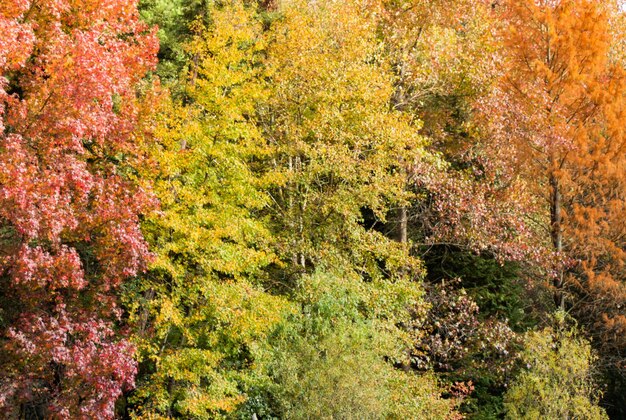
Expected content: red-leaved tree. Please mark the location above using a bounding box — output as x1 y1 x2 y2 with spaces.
0 0 158 417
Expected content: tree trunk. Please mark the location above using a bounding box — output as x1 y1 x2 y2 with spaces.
550 173 565 309
397 206 408 244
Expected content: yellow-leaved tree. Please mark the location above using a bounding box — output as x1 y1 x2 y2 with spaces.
248 0 461 418
504 314 608 419
127 0 463 417
125 2 290 417
260 0 426 281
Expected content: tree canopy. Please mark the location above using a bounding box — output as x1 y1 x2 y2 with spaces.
2 0 625 418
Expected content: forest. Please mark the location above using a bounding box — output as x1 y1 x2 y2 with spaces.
1 0 626 418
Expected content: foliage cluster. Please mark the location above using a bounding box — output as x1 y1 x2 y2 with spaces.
504 314 608 420
1 0 625 418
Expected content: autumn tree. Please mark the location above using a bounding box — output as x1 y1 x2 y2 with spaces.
0 0 158 417
372 2 540 415
247 0 459 416
125 0 460 417
504 314 608 419
124 2 290 417
254 270 458 419
260 0 426 280
377 0 536 260
486 0 626 413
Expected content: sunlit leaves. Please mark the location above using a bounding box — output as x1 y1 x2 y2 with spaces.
126 2 288 417
489 1 626 392
261 0 426 279
0 0 158 417
504 316 608 419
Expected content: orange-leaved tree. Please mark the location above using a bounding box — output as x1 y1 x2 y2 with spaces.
485 0 626 397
